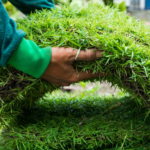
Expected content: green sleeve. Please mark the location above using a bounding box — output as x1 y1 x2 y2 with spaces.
8 38 52 78
8 0 55 15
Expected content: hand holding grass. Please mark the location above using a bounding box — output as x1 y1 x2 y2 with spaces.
42 47 104 86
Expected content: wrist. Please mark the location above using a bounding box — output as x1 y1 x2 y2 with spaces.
8 38 52 78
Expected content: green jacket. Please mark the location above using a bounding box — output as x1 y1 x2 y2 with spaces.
0 0 55 78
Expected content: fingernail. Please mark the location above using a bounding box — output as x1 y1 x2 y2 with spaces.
96 51 103 57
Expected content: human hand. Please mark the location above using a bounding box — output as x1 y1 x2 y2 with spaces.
41 47 105 86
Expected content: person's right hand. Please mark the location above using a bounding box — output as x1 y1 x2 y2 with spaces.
42 47 106 86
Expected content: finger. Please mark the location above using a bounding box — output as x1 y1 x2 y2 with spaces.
71 49 103 61
74 71 106 82
60 82 71 86
52 80 71 86
42 74 72 86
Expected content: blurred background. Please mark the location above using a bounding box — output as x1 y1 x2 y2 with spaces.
4 0 150 19
4 0 150 96
4 0 150 24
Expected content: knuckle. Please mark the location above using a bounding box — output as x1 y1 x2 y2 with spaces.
67 72 81 83
86 51 95 61
69 77 78 83
61 82 71 86
73 77 79 83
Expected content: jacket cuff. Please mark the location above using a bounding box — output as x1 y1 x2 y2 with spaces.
8 38 52 78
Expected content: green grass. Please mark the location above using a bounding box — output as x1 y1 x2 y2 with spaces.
1 4 150 113
1 92 150 149
1 4 150 149
16 4 150 105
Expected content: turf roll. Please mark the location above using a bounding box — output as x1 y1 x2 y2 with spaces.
15 4 150 103
1 3 150 126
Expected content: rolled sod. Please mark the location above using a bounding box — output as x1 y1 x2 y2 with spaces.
1 4 150 125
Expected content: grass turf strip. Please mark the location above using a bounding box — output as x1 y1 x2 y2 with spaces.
1 93 150 149
17 4 150 103
1 4 150 120
1 3 150 108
